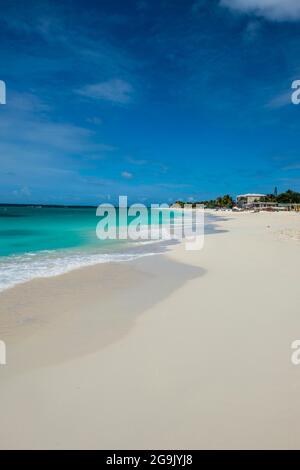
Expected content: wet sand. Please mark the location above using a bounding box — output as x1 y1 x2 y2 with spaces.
1 211 300 449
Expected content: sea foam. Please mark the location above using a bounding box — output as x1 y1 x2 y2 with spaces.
0 248 156 292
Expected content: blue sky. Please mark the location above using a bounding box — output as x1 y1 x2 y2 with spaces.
1 0 300 204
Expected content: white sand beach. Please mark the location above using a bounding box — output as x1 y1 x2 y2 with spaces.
1 211 300 449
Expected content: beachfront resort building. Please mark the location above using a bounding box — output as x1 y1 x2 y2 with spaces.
236 193 266 207
236 193 300 211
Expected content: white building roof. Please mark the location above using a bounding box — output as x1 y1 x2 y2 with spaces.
236 193 266 198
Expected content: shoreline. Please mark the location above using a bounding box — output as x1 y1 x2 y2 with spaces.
1 211 300 449
0 249 203 369
0 205 209 293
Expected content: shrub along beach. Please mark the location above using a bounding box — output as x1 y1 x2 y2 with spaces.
173 189 300 210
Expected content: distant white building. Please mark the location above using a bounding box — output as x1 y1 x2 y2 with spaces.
236 193 266 206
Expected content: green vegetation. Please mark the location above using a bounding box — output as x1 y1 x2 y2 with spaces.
173 190 300 209
277 190 300 204
261 190 300 204
173 194 234 209
214 194 234 208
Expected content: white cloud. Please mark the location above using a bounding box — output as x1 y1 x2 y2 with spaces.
127 157 148 165
221 0 300 21
86 117 102 125
282 163 300 171
12 186 31 198
121 171 133 179
243 20 261 41
77 79 133 104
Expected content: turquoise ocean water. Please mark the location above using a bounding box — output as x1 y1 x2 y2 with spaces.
0 205 186 291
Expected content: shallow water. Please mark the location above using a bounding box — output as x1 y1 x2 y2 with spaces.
0 205 215 291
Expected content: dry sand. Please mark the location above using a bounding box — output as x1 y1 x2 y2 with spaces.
1 211 300 449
